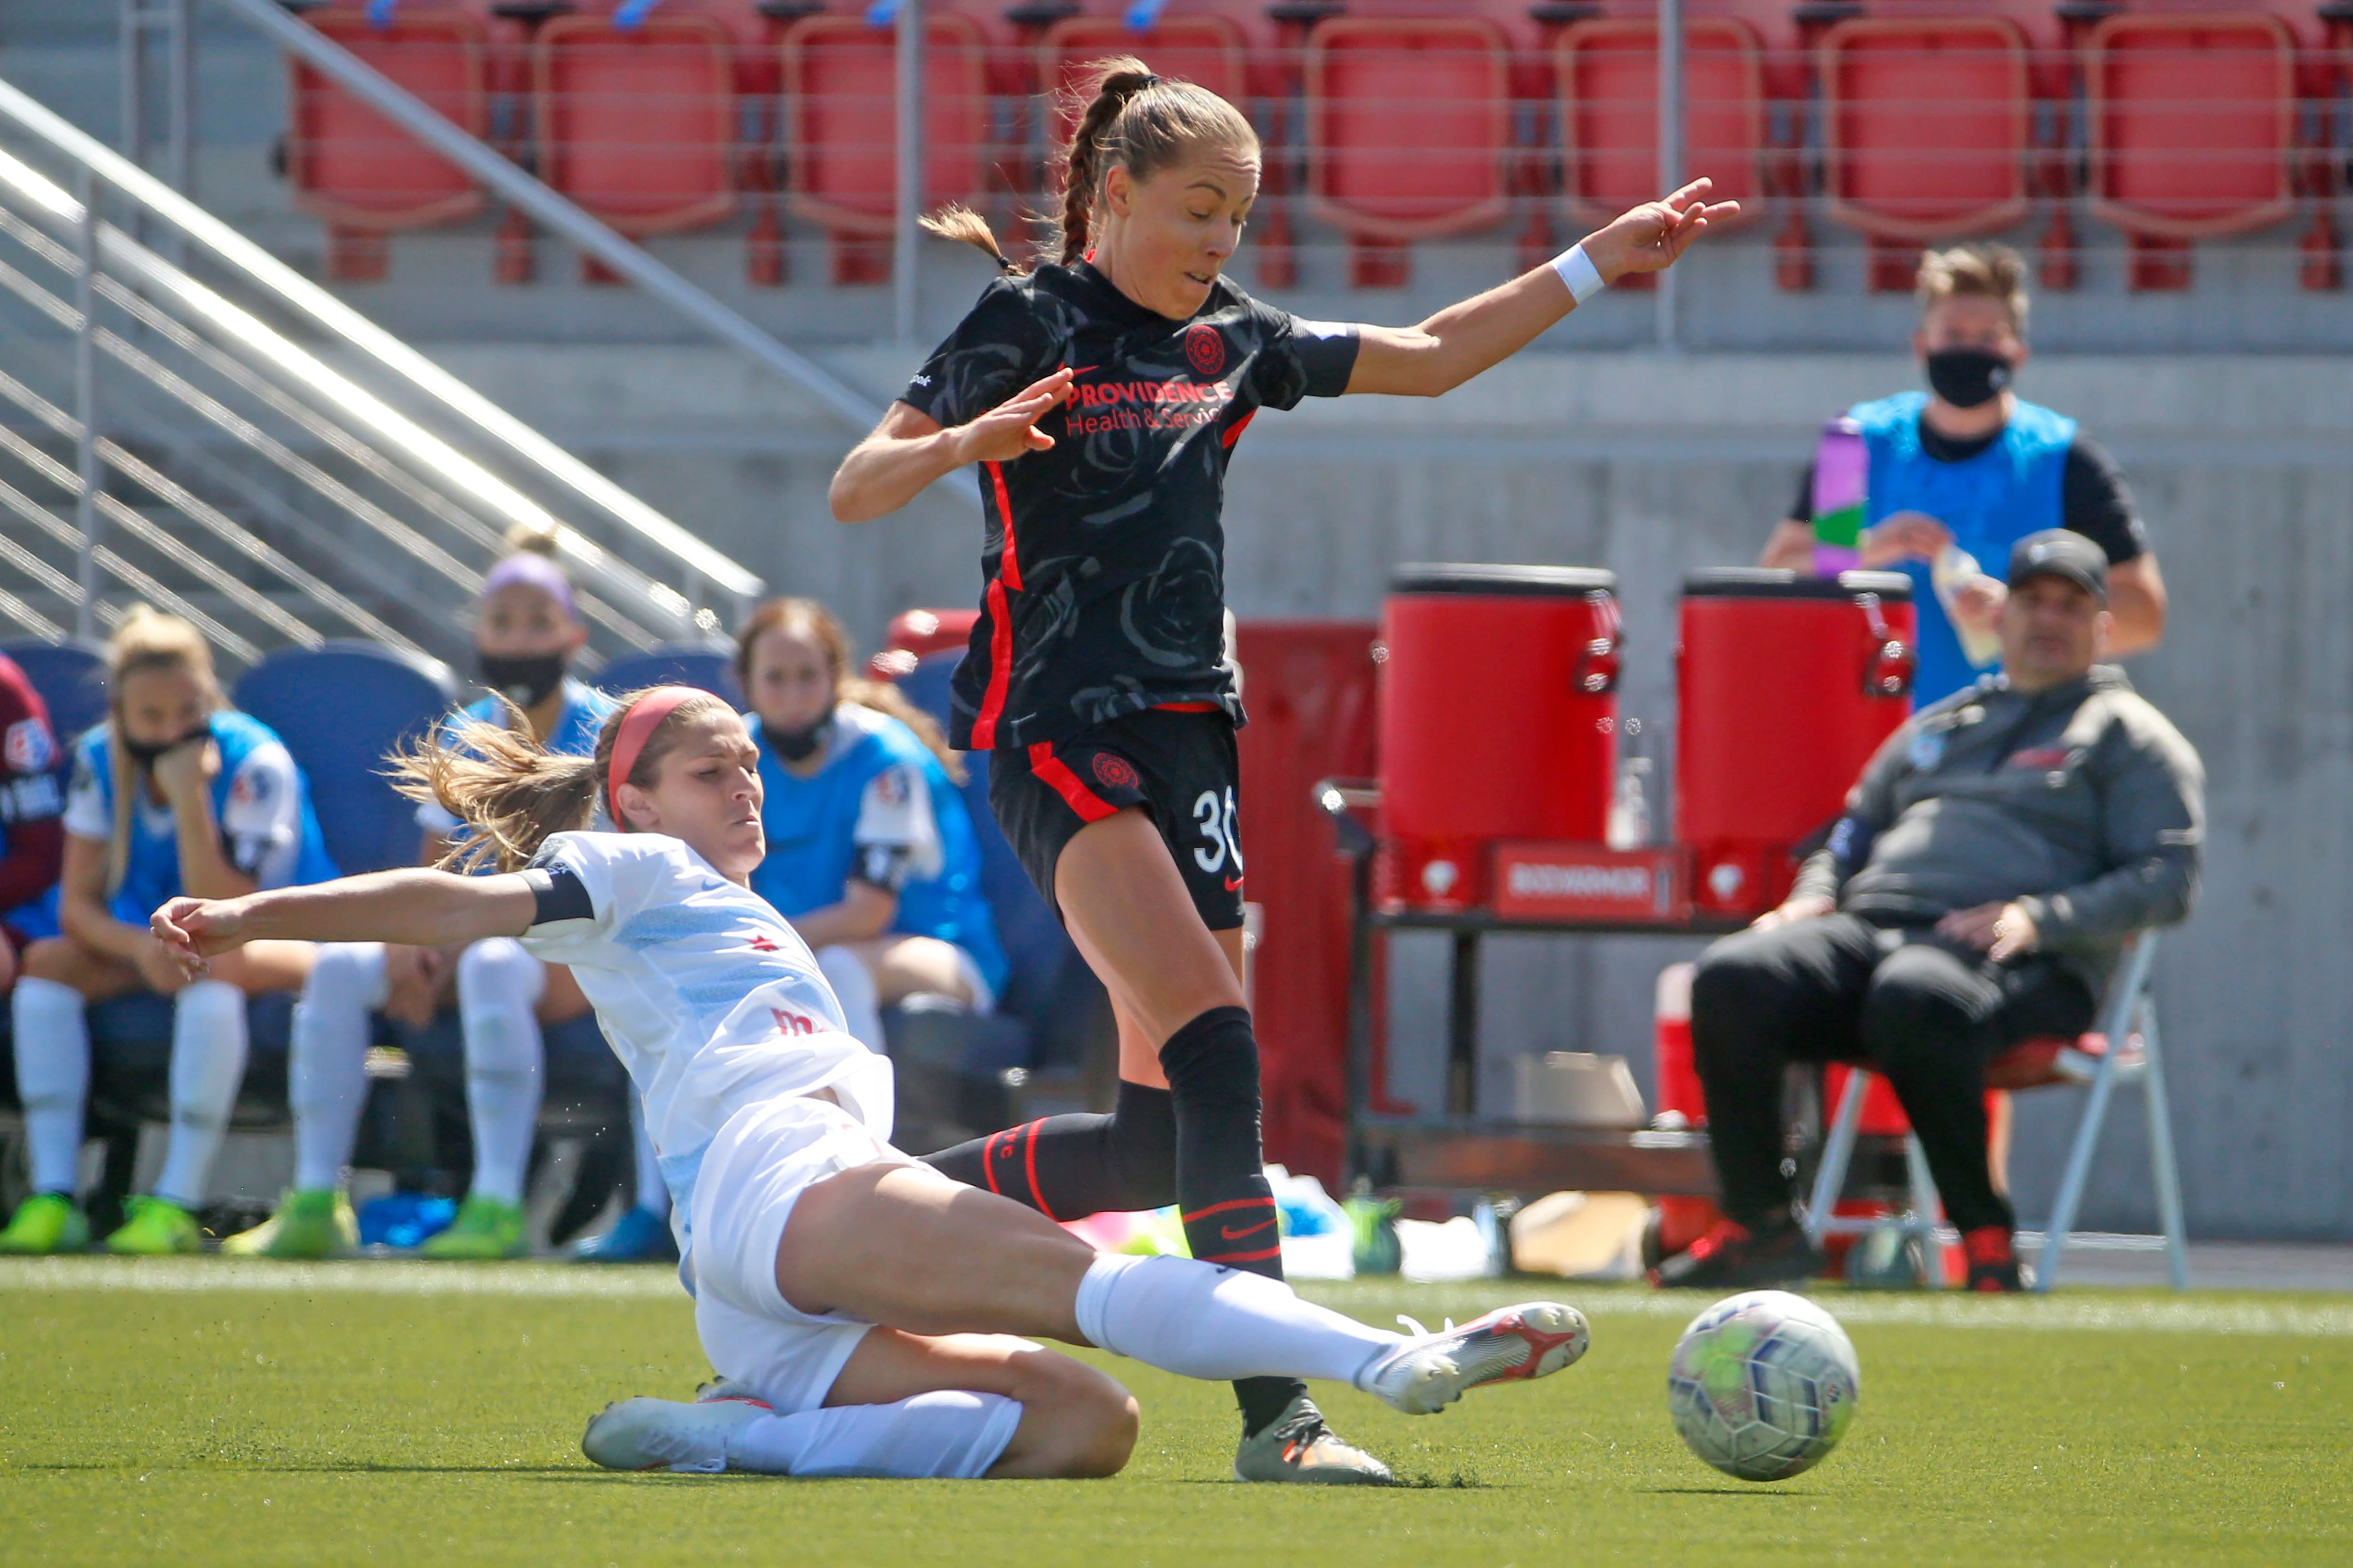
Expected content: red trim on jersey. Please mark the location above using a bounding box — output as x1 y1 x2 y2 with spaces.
1028 741 1119 823
969 461 1022 749
1220 410 1257 449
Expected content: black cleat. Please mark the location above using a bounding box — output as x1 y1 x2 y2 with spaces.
1650 1217 1825 1290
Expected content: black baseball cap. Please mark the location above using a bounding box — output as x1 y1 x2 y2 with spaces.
2007 529 2108 602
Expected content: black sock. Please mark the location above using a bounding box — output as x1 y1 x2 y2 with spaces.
1159 1005 1307 1438
919 1080 1176 1218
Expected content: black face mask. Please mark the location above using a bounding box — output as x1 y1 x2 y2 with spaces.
478 651 568 711
1925 346 2014 410
122 726 208 770
761 718 827 763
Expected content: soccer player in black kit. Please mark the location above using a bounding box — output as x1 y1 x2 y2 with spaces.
831 58 1734 1484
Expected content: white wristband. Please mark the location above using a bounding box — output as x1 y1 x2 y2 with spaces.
1551 243 1605 304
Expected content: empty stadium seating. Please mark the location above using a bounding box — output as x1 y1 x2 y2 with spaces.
590 641 746 707
1557 18 1767 223
0 637 106 747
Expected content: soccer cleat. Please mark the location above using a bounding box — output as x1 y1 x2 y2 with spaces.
1963 1225 2027 1292
418 1193 528 1260
223 1189 358 1259
1359 1303 1590 1416
1232 1393 1395 1485
696 1377 765 1404
569 1205 677 1264
582 1395 772 1474
103 1195 203 1256
0 1192 90 1255
1649 1218 1825 1290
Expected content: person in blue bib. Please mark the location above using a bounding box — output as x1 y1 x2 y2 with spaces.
734 598 1008 1054
1762 243 2168 705
229 533 649 1263
0 608 334 1256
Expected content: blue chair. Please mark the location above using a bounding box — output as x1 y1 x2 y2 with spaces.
0 637 107 749
592 643 745 709
233 640 459 876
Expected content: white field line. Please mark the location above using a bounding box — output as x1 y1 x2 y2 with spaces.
3 1258 2350 1337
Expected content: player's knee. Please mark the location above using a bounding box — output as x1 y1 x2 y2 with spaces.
457 937 541 1004
1014 1353 1137 1479
19 937 77 986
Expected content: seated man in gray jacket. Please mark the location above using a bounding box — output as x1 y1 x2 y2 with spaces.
1659 530 2203 1293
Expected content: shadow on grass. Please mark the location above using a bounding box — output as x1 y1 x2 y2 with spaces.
1634 1485 1803 1497
3 1462 590 1476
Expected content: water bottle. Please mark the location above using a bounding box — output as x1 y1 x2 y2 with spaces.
1607 755 1652 851
1933 544 2004 668
1811 416 1867 576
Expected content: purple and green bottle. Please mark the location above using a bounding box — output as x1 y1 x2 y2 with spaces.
1810 416 1866 576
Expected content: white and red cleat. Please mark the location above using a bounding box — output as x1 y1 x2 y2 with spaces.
582 1393 773 1473
1357 1303 1592 1416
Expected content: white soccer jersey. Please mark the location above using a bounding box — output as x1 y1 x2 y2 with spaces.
517 830 893 1223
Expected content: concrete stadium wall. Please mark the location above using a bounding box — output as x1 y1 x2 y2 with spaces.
427 342 2353 1241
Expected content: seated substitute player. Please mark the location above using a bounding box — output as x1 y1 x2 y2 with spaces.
736 597 1008 1054
1659 533 2203 1293
831 56 1731 1483
0 647 66 994
152 688 1591 1481
231 532 639 1261
1 608 333 1256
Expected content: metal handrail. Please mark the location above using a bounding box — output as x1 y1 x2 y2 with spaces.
0 73 767 620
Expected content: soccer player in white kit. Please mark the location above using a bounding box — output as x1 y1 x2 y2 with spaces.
152 687 1590 1480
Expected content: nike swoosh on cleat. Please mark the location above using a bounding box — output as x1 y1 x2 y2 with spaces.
1220 1219 1276 1240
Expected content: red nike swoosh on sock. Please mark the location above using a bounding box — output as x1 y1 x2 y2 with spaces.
1224 875 1244 891
1219 1219 1276 1241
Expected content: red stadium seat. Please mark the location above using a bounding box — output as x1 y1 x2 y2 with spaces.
284 3 497 282
1039 13 1248 142
533 11 738 273
1304 16 1512 286
1818 17 2033 289
780 12 989 284
1556 18 1766 224
2085 13 2299 289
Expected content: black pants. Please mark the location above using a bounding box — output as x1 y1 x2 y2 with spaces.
1689 913 2096 1235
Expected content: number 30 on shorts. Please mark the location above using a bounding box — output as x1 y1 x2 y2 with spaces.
1192 787 1243 875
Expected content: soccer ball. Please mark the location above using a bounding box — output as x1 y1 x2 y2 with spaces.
1667 1290 1860 1481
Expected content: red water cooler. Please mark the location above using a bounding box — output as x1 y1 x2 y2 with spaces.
1377 565 1621 911
1676 569 1915 918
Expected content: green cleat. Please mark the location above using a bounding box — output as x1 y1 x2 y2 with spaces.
223 1188 358 1259
104 1195 203 1256
1232 1394 1395 1486
419 1193 528 1260
0 1192 91 1255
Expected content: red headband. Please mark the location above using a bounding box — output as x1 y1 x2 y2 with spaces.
607 686 702 831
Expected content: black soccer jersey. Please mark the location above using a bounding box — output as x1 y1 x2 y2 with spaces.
900 262 1359 751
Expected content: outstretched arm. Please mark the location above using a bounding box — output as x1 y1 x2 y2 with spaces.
1345 179 1738 399
830 369 1077 523
152 868 538 972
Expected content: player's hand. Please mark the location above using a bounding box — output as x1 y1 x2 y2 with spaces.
1751 893 1834 932
950 368 1075 465
1938 900 2039 961
149 735 220 806
1859 512 1953 567
151 894 252 974
1950 573 2008 635
135 932 196 994
1582 178 1740 282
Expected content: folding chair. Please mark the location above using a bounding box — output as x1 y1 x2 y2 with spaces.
1802 931 2186 1292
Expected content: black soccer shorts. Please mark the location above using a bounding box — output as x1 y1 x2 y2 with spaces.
988 706 1246 931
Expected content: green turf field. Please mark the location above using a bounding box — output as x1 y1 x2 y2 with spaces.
2 1260 2346 1567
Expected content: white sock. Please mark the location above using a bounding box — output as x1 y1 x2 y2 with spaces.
12 976 89 1196
1072 1253 1400 1386
816 945 884 1053
724 1392 1022 1479
629 1089 670 1219
153 979 248 1210
289 942 387 1192
456 937 545 1207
